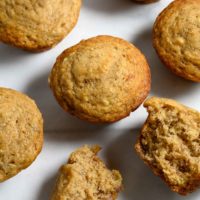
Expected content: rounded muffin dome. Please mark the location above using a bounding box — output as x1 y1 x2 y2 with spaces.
0 87 43 182
49 35 151 123
153 0 200 82
0 0 81 51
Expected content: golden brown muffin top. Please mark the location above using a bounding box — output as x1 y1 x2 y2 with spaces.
51 145 122 200
135 97 200 195
0 87 43 182
0 0 81 51
49 35 151 123
153 0 200 82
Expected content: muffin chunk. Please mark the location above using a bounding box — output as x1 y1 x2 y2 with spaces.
49 35 151 123
0 0 81 51
135 97 200 195
153 0 200 82
51 145 122 200
0 87 43 182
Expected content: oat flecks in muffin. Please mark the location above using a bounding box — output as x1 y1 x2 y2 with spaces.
0 0 81 51
49 35 151 123
51 145 122 200
153 0 200 82
0 87 43 182
135 97 200 195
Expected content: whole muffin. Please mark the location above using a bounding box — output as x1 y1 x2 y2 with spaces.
153 0 200 82
135 97 200 195
51 145 122 200
49 35 151 123
0 87 43 182
0 0 81 51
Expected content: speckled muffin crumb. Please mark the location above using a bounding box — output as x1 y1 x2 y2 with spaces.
0 0 81 51
49 35 151 123
0 87 43 182
135 97 200 195
153 0 200 82
51 145 122 200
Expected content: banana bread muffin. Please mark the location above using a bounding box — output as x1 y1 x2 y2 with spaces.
49 35 151 123
0 0 81 51
135 97 200 195
0 87 43 182
153 0 200 82
51 145 122 200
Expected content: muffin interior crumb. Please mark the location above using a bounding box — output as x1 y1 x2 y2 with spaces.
52 145 122 200
138 98 200 194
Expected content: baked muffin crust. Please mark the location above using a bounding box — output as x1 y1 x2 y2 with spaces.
49 35 151 123
153 0 200 82
0 0 81 51
0 87 43 182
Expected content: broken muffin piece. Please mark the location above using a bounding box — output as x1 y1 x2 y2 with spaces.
135 97 200 195
51 145 122 200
